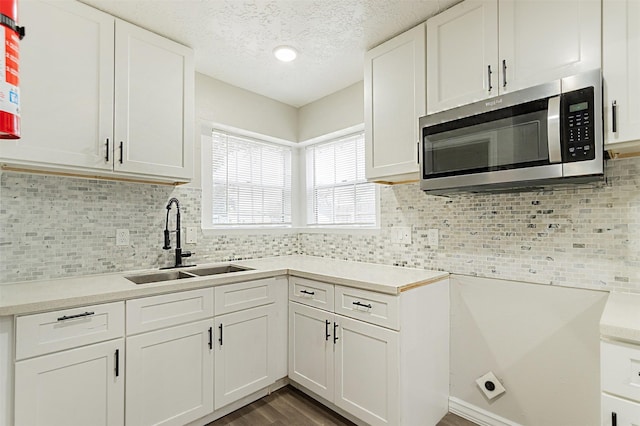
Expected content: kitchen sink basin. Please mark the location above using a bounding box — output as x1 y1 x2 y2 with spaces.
187 265 253 276
125 270 196 284
125 265 253 284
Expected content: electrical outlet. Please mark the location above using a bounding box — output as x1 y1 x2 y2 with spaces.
391 227 412 244
116 229 129 246
427 228 439 248
186 226 198 244
399 227 412 244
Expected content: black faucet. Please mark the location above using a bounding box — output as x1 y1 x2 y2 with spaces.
161 197 194 269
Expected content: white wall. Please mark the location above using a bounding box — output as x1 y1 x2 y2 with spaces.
449 275 608 425
297 81 364 141
195 73 298 143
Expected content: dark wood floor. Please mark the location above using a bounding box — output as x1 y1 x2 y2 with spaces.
208 386 476 426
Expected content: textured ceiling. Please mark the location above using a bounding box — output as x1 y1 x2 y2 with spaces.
80 0 460 107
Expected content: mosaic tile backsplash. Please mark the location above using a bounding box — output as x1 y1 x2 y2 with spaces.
300 156 640 294
0 174 299 283
1 157 639 293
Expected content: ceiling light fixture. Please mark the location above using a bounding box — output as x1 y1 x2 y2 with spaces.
273 45 297 62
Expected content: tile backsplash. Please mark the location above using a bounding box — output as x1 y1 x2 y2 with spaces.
0 173 298 283
1 156 639 293
300 157 640 294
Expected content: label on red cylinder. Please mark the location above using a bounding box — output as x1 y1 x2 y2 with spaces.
0 26 19 116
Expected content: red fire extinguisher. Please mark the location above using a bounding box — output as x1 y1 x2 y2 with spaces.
0 0 24 139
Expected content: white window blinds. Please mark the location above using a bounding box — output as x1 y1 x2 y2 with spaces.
306 132 376 226
211 131 292 226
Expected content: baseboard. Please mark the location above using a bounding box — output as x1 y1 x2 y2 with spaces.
449 397 523 426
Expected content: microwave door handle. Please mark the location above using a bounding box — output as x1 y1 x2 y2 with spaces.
547 96 562 163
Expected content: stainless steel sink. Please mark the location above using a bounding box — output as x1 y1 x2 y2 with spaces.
125 270 196 284
187 265 253 276
125 265 253 284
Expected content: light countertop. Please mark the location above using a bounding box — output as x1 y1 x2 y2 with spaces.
600 292 640 344
0 255 449 316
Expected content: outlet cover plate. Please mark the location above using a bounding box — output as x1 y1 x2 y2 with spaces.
116 229 129 246
186 226 198 244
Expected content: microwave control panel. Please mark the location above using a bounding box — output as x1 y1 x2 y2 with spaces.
562 87 595 162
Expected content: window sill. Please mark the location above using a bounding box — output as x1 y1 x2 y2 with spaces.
201 226 381 236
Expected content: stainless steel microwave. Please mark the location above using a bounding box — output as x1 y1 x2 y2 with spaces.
419 69 604 194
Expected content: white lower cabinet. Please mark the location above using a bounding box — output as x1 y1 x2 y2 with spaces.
601 339 640 425
214 305 276 409
601 394 640 426
289 302 335 401
289 302 400 426
14 338 124 426
334 315 399 425
125 320 214 426
289 277 449 426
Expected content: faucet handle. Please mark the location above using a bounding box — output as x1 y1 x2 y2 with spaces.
181 251 193 258
163 230 171 250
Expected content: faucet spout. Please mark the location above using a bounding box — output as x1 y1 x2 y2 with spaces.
161 198 194 269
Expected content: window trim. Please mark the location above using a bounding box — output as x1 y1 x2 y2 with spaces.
300 126 380 230
201 126 299 231
200 123 380 235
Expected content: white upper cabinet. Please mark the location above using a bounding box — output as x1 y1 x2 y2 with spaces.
499 0 601 94
114 20 194 180
427 0 601 114
0 0 194 183
0 0 114 171
364 23 426 183
426 0 498 113
603 0 640 153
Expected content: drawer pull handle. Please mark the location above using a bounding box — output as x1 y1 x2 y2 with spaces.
218 323 223 346
612 412 617 426
300 289 315 296
352 301 372 309
612 101 618 133
325 320 331 341
333 322 339 344
57 311 95 321
114 349 120 377
105 138 110 162
208 326 213 350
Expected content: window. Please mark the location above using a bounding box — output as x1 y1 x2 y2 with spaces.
207 130 292 226
306 132 377 226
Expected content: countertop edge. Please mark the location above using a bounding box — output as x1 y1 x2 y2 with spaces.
1 257 449 316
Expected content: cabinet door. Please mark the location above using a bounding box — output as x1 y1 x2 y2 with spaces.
14 339 124 426
114 20 193 180
426 0 498 114
288 301 334 401
603 0 640 149
126 320 213 426
334 315 399 426
601 394 640 426
0 0 114 170
499 0 601 94
214 305 275 409
365 23 425 182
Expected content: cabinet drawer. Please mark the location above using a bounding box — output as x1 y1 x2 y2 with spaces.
602 340 640 402
127 288 214 335
215 278 280 315
16 301 124 360
601 393 640 426
289 276 334 311
334 285 400 330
